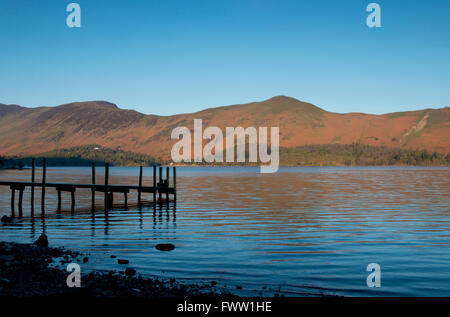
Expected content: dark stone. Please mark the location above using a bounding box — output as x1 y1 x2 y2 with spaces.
155 243 175 251
33 235 48 247
1 215 12 223
0 278 10 285
110 255 116 258
118 259 129 265
125 268 136 277
83 257 88 263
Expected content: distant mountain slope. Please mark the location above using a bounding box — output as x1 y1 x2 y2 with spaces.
0 97 448 160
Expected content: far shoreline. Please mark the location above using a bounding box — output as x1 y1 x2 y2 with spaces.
2 164 449 170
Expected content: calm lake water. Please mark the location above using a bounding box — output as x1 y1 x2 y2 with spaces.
1 166 449 296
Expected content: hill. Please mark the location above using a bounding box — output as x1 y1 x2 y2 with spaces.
0 97 448 164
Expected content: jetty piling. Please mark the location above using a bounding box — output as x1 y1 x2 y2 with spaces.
173 167 176 201
41 158 47 217
158 166 162 203
10 186 15 218
166 167 169 203
91 162 95 212
153 165 156 204
18 187 24 217
31 158 35 215
57 190 61 212
138 166 143 208
104 163 109 212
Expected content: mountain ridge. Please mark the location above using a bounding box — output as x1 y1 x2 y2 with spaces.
0 96 448 159
3 95 447 116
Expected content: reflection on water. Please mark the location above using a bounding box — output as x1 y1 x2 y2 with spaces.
1 166 450 296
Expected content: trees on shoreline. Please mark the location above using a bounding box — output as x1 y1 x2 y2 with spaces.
1 143 449 167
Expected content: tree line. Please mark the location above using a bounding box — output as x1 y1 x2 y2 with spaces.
1 143 449 168
0 145 158 167
279 143 450 166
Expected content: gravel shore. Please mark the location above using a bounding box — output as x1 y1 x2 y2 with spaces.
0 240 234 298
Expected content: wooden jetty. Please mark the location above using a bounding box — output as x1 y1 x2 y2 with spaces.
0 158 176 218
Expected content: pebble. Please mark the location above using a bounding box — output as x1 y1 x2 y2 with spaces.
33 235 49 247
155 243 175 251
0 278 10 285
125 268 136 276
1 215 12 223
118 259 129 265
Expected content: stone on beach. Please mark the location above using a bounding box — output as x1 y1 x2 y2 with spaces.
1 215 13 223
118 259 129 264
125 267 136 276
33 234 48 247
155 243 175 251
0 241 230 297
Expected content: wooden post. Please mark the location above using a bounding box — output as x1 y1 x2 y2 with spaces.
104 163 109 211
159 166 162 203
166 167 169 203
57 190 62 212
41 158 46 217
138 166 143 208
18 188 24 218
153 165 156 204
10 189 15 218
173 166 176 201
31 158 35 215
71 190 75 213
91 162 96 212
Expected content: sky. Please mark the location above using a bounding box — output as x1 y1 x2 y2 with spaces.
0 0 449 115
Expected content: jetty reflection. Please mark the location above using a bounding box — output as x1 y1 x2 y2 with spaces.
24 202 177 240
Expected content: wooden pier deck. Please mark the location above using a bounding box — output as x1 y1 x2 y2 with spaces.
0 158 176 218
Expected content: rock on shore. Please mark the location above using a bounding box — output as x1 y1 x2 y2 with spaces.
0 241 232 298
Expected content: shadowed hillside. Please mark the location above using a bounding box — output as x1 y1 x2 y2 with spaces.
0 97 448 163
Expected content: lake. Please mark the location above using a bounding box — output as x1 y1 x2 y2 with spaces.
0 166 449 296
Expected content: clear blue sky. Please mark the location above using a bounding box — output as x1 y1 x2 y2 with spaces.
1 0 449 115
